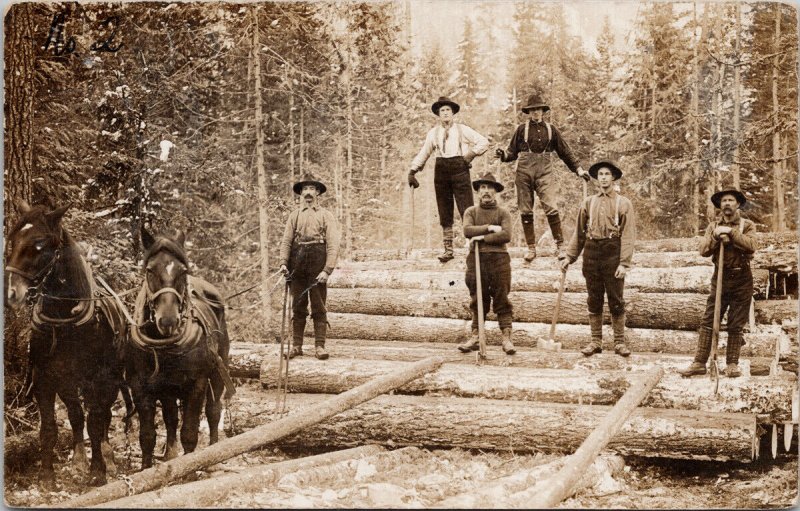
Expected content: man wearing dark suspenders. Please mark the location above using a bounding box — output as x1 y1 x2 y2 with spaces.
495 94 589 262
279 174 341 360
409 96 489 263
561 161 636 357
679 189 756 378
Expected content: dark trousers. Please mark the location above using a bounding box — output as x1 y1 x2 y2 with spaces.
434 156 473 228
465 251 513 330
515 152 559 217
701 267 753 336
582 238 625 316
289 243 327 345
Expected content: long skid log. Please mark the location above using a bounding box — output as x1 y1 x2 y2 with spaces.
63 356 446 507
329 267 769 295
325 288 796 331
228 388 758 462
258 358 795 421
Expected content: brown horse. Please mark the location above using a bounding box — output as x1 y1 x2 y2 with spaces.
5 201 129 487
126 227 232 469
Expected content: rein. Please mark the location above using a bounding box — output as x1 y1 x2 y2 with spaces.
129 261 195 349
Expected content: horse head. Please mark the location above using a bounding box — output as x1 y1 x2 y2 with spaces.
140 226 190 337
6 200 70 309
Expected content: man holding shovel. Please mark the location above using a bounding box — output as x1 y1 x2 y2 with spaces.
561 161 636 357
408 96 489 263
279 174 341 360
458 173 516 355
679 189 756 378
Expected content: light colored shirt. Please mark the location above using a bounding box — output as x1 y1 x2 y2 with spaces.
566 189 636 267
410 123 489 172
279 204 341 274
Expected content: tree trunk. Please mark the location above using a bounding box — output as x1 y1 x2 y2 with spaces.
327 266 769 295
258 358 793 422
324 288 796 331
288 69 296 202
62 356 446 507
251 8 271 329
228 390 759 462
4 2 35 231
345 66 354 256
732 1 742 189
101 446 386 508
771 4 785 231
230 340 771 380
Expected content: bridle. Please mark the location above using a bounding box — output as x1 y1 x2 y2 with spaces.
5 246 62 306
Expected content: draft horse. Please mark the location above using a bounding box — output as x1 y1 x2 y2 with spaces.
127 227 233 469
5 201 129 487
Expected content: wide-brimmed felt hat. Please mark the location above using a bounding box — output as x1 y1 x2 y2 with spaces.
521 94 550 113
431 96 460 115
588 160 623 181
711 188 746 208
472 173 504 193
293 174 327 195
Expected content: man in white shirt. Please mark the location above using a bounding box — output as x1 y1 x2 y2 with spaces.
408 96 489 262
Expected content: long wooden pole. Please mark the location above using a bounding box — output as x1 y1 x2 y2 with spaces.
710 241 725 393
63 356 446 507
525 366 664 509
474 241 487 358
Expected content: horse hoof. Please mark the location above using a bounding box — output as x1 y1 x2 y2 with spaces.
101 441 118 477
164 444 179 461
88 472 107 487
71 445 89 475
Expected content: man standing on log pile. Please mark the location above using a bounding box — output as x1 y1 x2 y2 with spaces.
279 174 341 360
679 189 756 378
494 94 589 262
459 173 516 355
561 161 635 357
408 96 489 263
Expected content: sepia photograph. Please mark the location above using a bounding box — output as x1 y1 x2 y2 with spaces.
3 0 798 507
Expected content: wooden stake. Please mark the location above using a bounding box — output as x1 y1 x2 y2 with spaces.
772 423 778 459
784 423 793 452
63 356 446 507
474 241 487 360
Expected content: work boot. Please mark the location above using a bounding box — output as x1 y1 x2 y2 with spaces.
458 329 480 352
288 317 305 358
524 245 537 263
725 330 744 378
286 346 303 359
612 313 630 358
546 213 565 258
314 346 329 360
581 313 603 357
725 364 741 378
678 328 713 377
501 328 516 355
522 221 536 262
438 227 455 263
313 320 329 360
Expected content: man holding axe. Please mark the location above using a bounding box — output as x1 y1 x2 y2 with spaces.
459 173 516 355
561 161 636 357
679 189 756 378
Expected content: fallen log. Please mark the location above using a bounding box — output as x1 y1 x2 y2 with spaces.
228 389 758 462
231 340 766 378
524 367 663 508
326 288 796 331
99 445 384 508
63 356 447 507
329 267 769 295
258 358 794 422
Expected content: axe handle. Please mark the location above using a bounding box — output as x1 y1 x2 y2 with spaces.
710 241 725 392
549 270 567 341
475 242 487 357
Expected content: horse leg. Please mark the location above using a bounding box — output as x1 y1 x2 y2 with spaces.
179 379 207 454
59 393 88 476
205 375 224 445
86 397 112 486
33 380 58 490
161 398 180 460
137 396 158 470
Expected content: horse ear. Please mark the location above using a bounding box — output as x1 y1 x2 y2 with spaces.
15 199 31 214
141 225 155 250
45 203 71 227
174 230 186 247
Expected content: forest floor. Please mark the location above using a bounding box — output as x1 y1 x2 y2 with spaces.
4 381 798 509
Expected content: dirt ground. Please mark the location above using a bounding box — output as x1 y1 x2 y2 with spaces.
4 387 798 509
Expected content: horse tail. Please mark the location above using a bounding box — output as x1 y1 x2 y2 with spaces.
120 382 137 433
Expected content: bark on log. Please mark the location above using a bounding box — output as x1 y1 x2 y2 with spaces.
524 367 664 508
63 356 446 507
100 445 384 508
326 288 796 331
258 358 794 422
293 313 790 358
228 389 758 462
328 267 769 295
232 340 769 378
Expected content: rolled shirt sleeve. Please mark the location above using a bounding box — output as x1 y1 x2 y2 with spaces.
410 128 436 173
484 208 512 245
502 124 525 163
461 124 489 159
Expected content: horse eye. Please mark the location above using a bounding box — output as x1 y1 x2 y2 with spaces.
34 242 44 251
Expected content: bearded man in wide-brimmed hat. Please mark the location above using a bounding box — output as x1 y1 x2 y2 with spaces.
459 173 516 355
679 188 756 378
408 96 489 263
495 94 589 262
279 174 341 360
561 160 636 358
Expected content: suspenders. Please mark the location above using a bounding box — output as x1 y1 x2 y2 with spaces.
522 121 552 153
434 124 464 156
586 194 622 239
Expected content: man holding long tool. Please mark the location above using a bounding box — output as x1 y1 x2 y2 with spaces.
408 96 489 263
679 189 756 378
279 173 341 360
459 173 516 355
561 161 636 358
494 94 589 262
